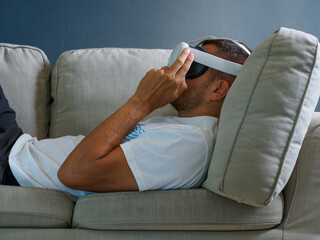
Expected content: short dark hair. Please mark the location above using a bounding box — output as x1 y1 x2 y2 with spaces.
202 39 251 84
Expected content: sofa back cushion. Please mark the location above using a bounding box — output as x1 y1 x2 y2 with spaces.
202 28 320 206
0 43 51 139
50 48 175 137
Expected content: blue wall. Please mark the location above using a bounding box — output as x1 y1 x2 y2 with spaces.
1 0 320 110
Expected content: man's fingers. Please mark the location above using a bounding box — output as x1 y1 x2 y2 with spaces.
168 47 191 75
161 66 170 71
176 52 194 79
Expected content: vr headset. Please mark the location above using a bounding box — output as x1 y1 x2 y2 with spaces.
168 36 251 79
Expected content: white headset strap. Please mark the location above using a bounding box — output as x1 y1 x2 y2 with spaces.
188 36 251 55
190 47 242 76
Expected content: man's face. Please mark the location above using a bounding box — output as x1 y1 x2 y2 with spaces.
171 44 218 113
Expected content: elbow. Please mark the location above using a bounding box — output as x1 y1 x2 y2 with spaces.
57 164 79 190
58 159 98 191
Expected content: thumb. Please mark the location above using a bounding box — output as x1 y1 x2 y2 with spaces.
176 78 187 96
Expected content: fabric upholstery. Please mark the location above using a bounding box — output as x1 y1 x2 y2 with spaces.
0 185 74 228
280 112 320 240
1 32 320 239
0 43 51 139
50 48 176 138
72 189 283 231
0 228 283 240
203 27 320 206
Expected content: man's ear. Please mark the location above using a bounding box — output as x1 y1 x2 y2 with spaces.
210 80 230 101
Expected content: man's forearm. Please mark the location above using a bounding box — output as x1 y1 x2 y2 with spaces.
60 95 150 174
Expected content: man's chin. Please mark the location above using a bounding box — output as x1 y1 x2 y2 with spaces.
170 101 178 111
170 100 187 112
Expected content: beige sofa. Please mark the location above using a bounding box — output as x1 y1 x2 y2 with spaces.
0 43 319 239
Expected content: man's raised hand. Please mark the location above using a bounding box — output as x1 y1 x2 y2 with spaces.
133 47 194 114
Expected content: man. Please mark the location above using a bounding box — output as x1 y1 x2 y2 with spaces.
1 39 250 198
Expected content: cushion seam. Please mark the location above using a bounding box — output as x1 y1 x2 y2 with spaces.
73 221 282 230
265 38 318 204
52 57 61 138
39 46 51 139
0 44 44 54
0 210 71 224
74 219 282 225
307 123 320 136
51 51 74 138
282 156 300 238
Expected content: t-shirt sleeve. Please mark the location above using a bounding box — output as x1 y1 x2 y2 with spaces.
120 125 209 191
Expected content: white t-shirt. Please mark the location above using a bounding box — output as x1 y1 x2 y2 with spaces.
120 116 218 191
9 116 218 198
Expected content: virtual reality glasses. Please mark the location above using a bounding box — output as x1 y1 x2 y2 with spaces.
168 36 251 79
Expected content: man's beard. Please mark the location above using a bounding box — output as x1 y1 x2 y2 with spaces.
171 81 209 113
171 94 193 112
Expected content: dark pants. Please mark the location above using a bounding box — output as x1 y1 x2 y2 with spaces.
0 85 22 186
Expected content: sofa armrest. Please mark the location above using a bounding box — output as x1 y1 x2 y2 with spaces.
0 43 51 139
281 112 320 239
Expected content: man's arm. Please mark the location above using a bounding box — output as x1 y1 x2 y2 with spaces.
57 47 194 192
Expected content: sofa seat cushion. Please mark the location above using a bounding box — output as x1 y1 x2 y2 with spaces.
72 189 283 231
0 186 74 228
